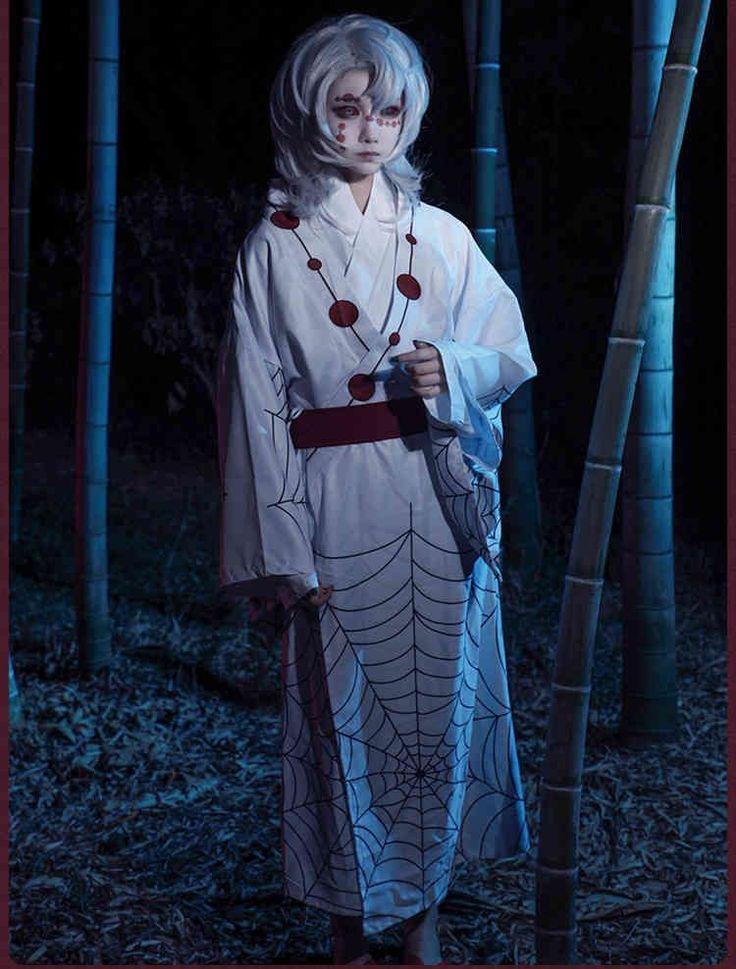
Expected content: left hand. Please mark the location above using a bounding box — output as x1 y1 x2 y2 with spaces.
394 340 448 398
302 584 335 609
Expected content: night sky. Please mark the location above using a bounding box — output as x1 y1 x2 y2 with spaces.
11 1 726 559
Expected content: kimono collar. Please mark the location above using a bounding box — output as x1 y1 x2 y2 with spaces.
318 168 412 236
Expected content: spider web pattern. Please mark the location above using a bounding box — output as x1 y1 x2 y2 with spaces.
478 385 513 409
428 426 504 581
280 497 528 934
262 359 312 548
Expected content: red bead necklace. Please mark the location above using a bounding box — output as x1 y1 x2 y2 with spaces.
269 203 421 402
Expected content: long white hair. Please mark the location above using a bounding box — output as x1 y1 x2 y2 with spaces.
268 13 430 217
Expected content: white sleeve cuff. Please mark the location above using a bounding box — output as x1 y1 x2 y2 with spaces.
417 339 470 430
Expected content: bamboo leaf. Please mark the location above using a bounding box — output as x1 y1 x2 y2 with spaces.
24 876 68 891
578 899 666 922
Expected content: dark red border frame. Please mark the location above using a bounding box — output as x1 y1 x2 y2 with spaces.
0 0 732 967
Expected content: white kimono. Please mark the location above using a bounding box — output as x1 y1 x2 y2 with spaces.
216 169 537 933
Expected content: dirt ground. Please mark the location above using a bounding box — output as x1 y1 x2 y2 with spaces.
9 428 727 965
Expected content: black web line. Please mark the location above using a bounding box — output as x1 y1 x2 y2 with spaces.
324 606 422 774
315 527 411 561
326 534 412 593
408 503 427 898
329 575 412 614
362 775 423 891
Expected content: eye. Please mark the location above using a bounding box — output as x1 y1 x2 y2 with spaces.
380 105 402 118
333 105 359 118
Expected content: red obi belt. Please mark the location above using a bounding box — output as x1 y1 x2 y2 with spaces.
289 397 428 450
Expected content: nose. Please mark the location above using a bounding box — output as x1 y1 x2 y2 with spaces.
359 109 379 143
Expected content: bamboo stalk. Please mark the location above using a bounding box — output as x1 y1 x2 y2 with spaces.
463 1 542 581
535 1 710 962
462 0 477 110
495 104 541 579
470 0 502 264
9 654 24 728
620 0 679 746
74 0 119 672
10 0 42 547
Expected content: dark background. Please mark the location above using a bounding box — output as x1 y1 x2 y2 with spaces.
12 1 726 567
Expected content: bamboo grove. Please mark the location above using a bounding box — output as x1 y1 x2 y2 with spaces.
9 2 713 962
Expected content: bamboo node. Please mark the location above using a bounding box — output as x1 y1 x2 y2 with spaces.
584 459 621 472
663 64 697 74
608 336 645 346
540 780 582 793
551 682 591 695
564 574 603 587
634 201 669 214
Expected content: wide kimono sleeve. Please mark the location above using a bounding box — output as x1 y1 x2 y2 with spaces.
421 218 537 475
216 230 318 601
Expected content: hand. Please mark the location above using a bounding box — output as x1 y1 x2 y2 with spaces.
394 340 448 398
302 583 334 609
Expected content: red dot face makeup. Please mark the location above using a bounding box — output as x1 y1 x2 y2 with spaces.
326 68 404 175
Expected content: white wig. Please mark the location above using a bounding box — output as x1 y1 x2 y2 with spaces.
268 13 431 217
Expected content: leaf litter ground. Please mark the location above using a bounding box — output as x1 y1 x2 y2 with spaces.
10 429 726 964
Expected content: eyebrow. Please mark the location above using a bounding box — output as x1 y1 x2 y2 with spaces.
332 93 362 102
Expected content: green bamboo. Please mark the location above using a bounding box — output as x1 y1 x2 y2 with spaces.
9 655 24 728
463 0 542 580
462 0 477 107
10 0 42 546
75 0 119 672
470 0 501 264
535 1 709 962
496 105 542 579
620 0 679 747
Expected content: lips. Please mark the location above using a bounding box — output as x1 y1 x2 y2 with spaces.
357 152 380 158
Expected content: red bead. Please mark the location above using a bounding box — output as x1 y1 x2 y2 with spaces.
388 332 400 346
396 273 421 300
348 374 376 401
336 134 346 142
405 233 417 245
270 210 300 230
329 300 359 327
307 258 322 270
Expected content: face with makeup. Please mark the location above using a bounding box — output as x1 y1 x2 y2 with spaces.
325 68 404 176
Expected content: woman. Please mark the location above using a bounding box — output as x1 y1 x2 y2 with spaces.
216 13 537 964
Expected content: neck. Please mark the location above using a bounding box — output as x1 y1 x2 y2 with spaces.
344 171 374 214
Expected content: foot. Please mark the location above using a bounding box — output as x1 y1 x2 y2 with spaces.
401 902 442 965
331 913 371 965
